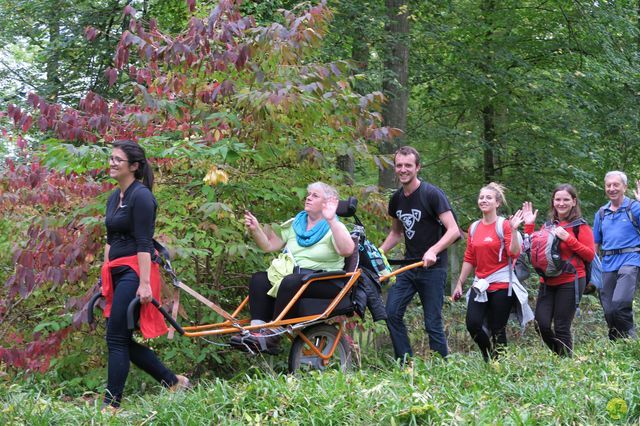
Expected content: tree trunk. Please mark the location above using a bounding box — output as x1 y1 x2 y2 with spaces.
336 12 370 185
45 1 61 101
482 104 497 182
481 0 497 183
380 0 409 189
337 153 355 185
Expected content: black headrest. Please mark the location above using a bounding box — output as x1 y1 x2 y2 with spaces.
337 197 357 217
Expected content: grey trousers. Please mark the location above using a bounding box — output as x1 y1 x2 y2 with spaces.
600 265 639 339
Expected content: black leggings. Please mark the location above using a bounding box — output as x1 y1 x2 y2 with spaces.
466 289 515 361
104 269 177 408
535 278 585 356
248 271 343 321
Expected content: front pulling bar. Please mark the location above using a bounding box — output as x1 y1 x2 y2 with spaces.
86 291 185 336
126 296 185 335
87 291 104 324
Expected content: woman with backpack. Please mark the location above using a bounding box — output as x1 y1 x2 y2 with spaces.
453 183 532 362
523 184 595 356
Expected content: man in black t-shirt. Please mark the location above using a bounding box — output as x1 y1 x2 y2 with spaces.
379 146 460 360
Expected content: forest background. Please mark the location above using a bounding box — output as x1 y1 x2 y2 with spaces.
0 0 639 423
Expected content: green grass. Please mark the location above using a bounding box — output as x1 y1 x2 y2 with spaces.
1 295 638 424
0 340 638 424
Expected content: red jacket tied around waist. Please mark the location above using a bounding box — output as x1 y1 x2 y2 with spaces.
101 255 168 339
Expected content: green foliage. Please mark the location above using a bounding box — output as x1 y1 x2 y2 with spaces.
40 139 110 174
1 334 639 423
0 0 394 383
0 0 145 104
4 0 640 406
0 217 16 284
147 0 190 34
400 0 640 222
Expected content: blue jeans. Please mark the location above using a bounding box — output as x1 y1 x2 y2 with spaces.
385 267 448 359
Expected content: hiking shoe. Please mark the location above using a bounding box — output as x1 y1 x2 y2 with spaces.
169 374 192 392
229 329 282 354
100 404 119 415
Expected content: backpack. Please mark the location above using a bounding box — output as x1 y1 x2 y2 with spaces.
529 218 588 310
583 254 602 295
530 219 586 278
351 225 392 279
417 182 466 243
468 216 530 285
597 199 640 256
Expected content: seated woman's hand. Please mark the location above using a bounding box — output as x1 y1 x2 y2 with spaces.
322 196 339 222
244 211 260 231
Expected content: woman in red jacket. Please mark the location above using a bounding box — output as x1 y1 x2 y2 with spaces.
454 183 527 362
523 184 595 356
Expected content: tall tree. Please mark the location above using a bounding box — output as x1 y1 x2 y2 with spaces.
0 0 191 105
405 0 640 220
380 0 409 188
325 1 387 184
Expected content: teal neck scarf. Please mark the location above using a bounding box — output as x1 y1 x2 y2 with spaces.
292 211 330 247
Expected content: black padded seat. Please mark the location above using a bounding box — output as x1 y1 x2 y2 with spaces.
292 232 360 318
295 297 355 317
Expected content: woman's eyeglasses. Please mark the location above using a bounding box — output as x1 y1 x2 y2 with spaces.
109 156 129 164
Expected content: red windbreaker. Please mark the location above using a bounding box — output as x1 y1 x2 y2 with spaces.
101 255 168 338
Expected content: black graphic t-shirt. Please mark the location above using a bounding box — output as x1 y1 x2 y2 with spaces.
388 181 452 268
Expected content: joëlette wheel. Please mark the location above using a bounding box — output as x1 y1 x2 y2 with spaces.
288 324 351 373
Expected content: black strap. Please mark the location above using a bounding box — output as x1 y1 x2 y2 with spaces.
599 200 640 236
151 239 172 266
601 247 640 256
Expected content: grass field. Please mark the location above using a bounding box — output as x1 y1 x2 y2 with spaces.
1 294 638 424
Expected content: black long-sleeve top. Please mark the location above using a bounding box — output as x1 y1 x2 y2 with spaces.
105 180 157 261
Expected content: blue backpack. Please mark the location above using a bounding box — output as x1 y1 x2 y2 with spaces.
351 225 392 279
589 254 602 289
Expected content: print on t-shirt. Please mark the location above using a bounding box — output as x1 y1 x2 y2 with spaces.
388 181 453 266
396 209 422 239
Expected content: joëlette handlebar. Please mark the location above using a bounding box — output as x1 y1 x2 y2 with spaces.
87 291 104 324
126 297 185 335
379 261 424 283
87 291 184 335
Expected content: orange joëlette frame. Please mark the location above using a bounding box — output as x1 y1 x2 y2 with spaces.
179 270 362 337
173 261 424 338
